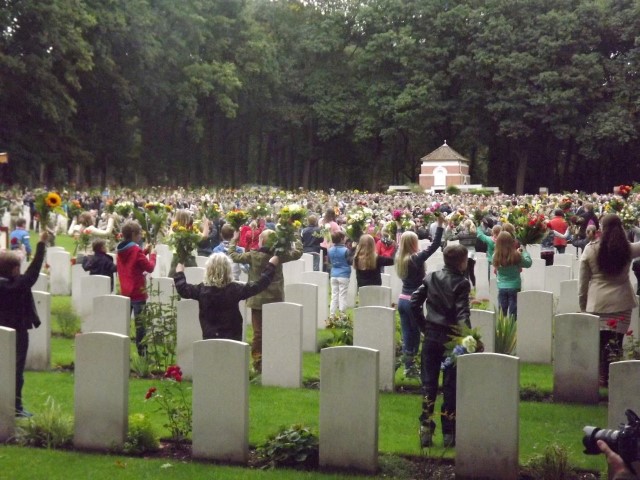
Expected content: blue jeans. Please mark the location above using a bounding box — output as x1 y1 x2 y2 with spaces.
498 288 519 319
131 300 147 356
398 298 420 368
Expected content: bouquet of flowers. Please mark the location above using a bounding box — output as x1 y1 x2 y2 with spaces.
620 204 638 230
515 213 548 246
618 184 632 199
200 200 222 221
605 197 625 213
34 190 66 231
114 201 135 218
265 204 307 255
67 199 84 219
132 204 170 245
249 202 271 219
447 209 466 227
225 209 249 230
72 229 92 256
145 201 173 215
345 205 373 242
441 326 484 370
384 221 397 238
103 199 115 214
167 221 202 264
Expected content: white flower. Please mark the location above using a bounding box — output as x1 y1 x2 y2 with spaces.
461 335 477 353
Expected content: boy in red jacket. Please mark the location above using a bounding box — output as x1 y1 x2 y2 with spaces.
116 220 156 355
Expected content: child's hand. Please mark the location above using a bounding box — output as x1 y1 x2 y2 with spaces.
175 263 185 273
268 256 280 266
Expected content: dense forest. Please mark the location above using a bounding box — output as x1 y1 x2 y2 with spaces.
0 0 638 193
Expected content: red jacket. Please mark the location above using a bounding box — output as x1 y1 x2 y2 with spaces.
548 216 568 247
116 241 156 301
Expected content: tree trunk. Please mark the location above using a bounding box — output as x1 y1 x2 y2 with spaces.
515 150 528 195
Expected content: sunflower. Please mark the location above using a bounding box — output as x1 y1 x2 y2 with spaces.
45 192 62 208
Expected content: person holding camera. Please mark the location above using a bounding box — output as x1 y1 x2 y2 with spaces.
598 440 639 479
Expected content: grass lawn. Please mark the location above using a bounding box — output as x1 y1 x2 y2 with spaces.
3 234 609 478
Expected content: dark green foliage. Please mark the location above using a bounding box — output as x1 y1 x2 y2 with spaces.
257 424 319 469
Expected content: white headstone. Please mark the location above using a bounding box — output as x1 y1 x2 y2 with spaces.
489 277 498 311
285 283 318 353
556 279 580 314
470 309 496 353
149 277 176 305
383 265 402 302
353 307 395 391
79 275 111 332
301 271 329 328
195 255 209 268
380 273 391 288
176 299 200 381
32 273 49 293
319 346 378 473
262 302 303 388
184 266 205 285
553 253 573 277
527 243 541 259
608 361 640 429
155 244 172 277
358 286 392 308
553 313 600 404
0 327 16 441
474 256 490 299
74 332 129 450
456 353 519 480
26 291 51 371
92 295 130 336
517 290 554 363
522 258 546 292
71 263 89 312
192 339 249 463
282 259 305 286
346 268 357 308
301 253 315 272
544 265 572 298
48 249 71 295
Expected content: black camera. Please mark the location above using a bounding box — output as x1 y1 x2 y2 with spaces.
583 409 640 466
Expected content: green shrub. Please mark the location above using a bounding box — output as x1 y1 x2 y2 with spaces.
258 424 319 469
446 185 461 195
138 281 179 372
495 311 517 355
524 443 574 479
318 313 353 348
14 397 73 449
52 301 80 338
122 414 160 455
130 352 152 378
469 188 495 196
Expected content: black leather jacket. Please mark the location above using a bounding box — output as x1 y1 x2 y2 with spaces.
410 266 471 337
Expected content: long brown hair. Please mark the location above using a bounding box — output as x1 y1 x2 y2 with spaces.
492 231 521 268
354 234 377 271
597 214 630 275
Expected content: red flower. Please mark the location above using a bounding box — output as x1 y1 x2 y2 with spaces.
70 258 76 265
145 387 157 399
164 365 183 381
626 330 634 336
10 237 17 245
607 318 618 329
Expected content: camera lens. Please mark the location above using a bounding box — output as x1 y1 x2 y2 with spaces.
583 426 620 455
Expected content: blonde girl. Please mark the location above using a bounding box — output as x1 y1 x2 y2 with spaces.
353 234 394 289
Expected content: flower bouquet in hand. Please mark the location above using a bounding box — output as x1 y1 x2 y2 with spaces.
249 202 271 219
345 205 373 242
265 204 307 256
144 365 192 444
114 201 135 218
515 213 547 246
441 326 484 370
72 228 92 256
167 221 202 264
34 190 66 232
132 202 170 245
67 199 84 220
225 209 249 231
200 200 222 222
605 196 625 213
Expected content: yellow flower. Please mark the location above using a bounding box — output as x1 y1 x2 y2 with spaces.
178 226 187 232
45 192 62 208
293 220 302 229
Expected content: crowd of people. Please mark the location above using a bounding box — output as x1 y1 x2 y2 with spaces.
2 185 640 477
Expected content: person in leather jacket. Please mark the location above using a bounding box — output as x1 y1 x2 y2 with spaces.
410 243 471 448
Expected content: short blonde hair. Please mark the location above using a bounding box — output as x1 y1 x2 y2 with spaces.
204 253 233 288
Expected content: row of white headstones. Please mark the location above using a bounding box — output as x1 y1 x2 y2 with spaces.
2 241 640 478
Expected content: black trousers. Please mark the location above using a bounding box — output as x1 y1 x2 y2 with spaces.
16 329 29 411
420 337 457 435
